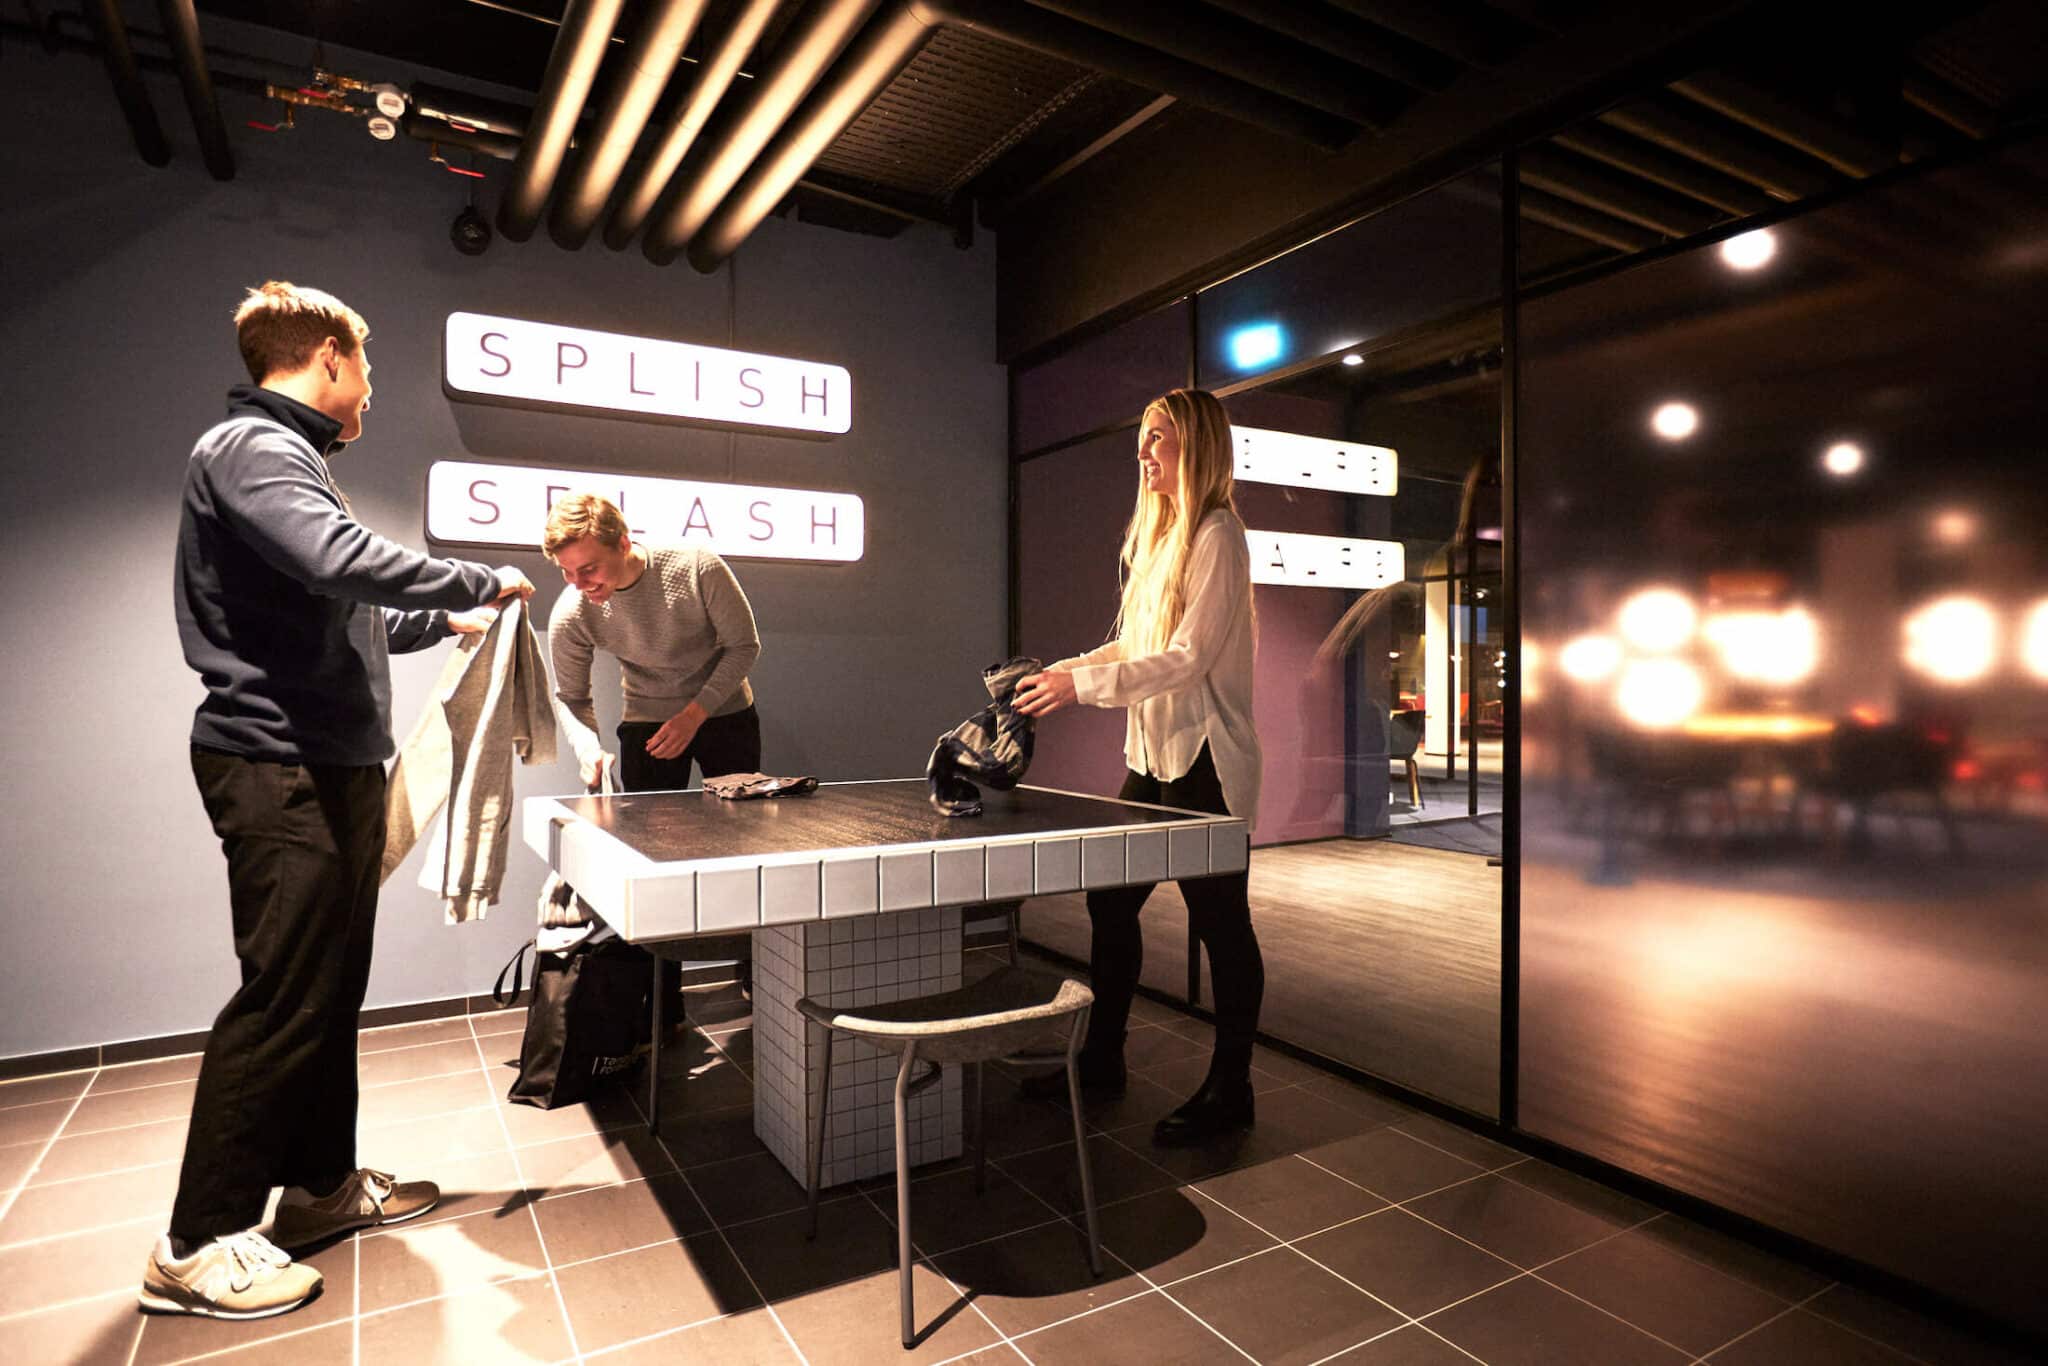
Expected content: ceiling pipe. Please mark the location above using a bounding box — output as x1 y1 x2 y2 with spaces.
607 0 787 250
1518 188 1657 253
1671 72 1892 178
155 0 233 179
549 0 713 249
1199 0 1452 94
642 0 884 265
688 1 936 272
1599 100 1835 201
82 0 170 166
1551 124 1773 217
1016 0 1398 128
1320 0 1517 70
1519 146 1720 238
497 0 629 243
927 0 1355 150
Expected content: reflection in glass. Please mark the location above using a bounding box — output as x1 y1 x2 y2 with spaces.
1520 136 2048 1337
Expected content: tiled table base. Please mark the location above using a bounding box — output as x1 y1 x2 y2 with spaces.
752 909 964 1187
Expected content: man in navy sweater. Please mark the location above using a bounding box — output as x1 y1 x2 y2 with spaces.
144 282 533 1320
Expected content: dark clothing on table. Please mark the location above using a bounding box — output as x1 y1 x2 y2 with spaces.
615 704 763 792
175 385 500 765
927 657 1039 816
169 384 500 1243
171 749 387 1240
1082 744 1264 1083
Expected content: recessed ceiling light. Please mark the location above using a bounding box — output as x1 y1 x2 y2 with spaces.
1720 229 1776 270
1341 353 1363 366
1651 402 1699 440
1822 442 1864 476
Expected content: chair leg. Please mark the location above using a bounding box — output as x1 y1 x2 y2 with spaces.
806 1024 834 1240
647 957 663 1137
894 1042 920 1348
1407 758 1423 809
1006 903 1020 966
1065 1012 1103 1276
971 1059 988 1194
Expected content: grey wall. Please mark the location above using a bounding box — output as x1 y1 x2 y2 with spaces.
0 28 1006 1061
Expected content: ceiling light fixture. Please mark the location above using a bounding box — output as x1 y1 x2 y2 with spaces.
1822 442 1864 476
1720 229 1777 270
1651 402 1699 441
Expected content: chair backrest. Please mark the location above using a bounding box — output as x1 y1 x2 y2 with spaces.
1387 709 1424 760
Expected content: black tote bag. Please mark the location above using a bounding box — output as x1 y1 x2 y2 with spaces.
494 936 654 1109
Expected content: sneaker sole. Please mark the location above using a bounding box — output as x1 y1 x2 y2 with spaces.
271 1198 439 1251
138 1284 317 1320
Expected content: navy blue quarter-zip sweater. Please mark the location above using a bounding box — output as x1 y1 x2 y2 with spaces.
174 385 501 764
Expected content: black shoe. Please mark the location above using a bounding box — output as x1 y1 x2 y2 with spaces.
1152 1078 1255 1147
1018 1053 1126 1103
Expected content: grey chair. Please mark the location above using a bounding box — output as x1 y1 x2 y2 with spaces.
798 967 1103 1348
1388 709 1426 809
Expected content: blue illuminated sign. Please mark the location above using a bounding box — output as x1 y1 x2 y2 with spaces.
1226 322 1285 371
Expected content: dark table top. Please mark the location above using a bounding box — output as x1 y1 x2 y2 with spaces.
561 779 1212 864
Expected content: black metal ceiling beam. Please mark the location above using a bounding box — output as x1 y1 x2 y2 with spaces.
1321 0 1521 69
497 0 628 242
83 0 169 167
548 0 712 249
1517 187 1658 252
1599 98 1836 200
926 0 1356 149
155 0 232 180
689 1 937 270
1551 123 1773 215
643 0 884 264
1902 69 1996 139
985 92 1175 221
1519 145 1723 237
607 0 786 250
1019 0 1397 128
1201 0 1454 93
1671 71 1893 177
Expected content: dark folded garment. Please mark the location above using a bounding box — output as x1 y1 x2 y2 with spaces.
927 657 1040 817
704 772 819 800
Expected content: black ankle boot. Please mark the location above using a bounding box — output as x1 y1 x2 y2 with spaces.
1152 1077 1254 1146
1018 1050 1126 1102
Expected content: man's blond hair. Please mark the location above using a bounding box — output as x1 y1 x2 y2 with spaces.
233 280 369 383
544 493 631 559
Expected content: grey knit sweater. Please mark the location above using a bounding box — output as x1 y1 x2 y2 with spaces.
548 545 761 771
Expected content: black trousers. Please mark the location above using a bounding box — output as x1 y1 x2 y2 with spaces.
170 748 385 1241
615 704 761 792
1084 745 1265 1084
618 705 762 975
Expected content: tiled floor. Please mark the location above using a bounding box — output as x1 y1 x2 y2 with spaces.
0 955 2031 1366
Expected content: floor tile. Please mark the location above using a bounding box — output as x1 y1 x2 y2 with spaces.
356 1068 499 1128
1037 1071 1183 1133
1013 1287 1229 1365
1139 1052 1291 1099
685 1150 809 1228
497 1089 644 1149
1326 1323 1487 1365
1707 1307 1917 1364
33 1116 188 1184
587 1305 798 1364
191 1318 355 1363
357 1038 488 1088
1426 1272 1690 1365
1303 1128 1486 1203
1801 1284 2040 1366
0 1217 164 1313
1540 1227 1791 1356
721 1194 898 1304
1 1163 178 1245
0 1070 94 1110
1094 1185 1278 1286
371 1149 525 1230
359 1102 509 1168
361 1017 477 1052
1122 1025 1209 1071
1248 1045 1343 1087
1499 1158 1664 1228
356 1203 548 1312
4 1289 144 1366
1632 1214 1833 1302
469 1006 528 1039
1192 1153 1388 1242
533 1172 714 1266
1393 1114 1526 1171
134 1233 356 1363
772 1259 1002 1363
65 1081 198 1135
554 1231 759 1353
996 1136 1176 1216
0 1098 73 1149
513 1126 676 1197
357 1270 573 1365
1297 1208 1519 1318
1405 1172 1627 1268
1170 1244 1405 1365
1252 1085 1394 1151
1295 1075 1425 1129
885 1163 1068 1257
89 1056 203 1094
981 1086 1099 1158
0 1140 41 1194
931 1218 1145 1337
653 1101 773 1169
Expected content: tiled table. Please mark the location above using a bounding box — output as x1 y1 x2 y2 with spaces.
522 779 1247 1185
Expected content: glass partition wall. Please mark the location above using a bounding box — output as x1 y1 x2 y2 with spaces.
1012 167 1507 1117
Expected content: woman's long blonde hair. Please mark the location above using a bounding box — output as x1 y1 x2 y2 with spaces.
1113 388 1241 654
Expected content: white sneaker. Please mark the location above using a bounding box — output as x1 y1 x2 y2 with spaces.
139 1231 322 1319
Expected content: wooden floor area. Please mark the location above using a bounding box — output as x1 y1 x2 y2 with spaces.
1021 837 1502 1115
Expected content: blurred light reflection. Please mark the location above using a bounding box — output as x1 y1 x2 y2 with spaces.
1617 658 1705 728
1903 596 1997 684
2023 600 2048 682
1703 607 1820 684
1618 588 1698 653
1560 633 1622 682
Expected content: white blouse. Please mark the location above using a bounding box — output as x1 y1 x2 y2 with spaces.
1055 508 1262 827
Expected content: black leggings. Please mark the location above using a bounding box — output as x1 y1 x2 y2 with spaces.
1083 744 1264 1084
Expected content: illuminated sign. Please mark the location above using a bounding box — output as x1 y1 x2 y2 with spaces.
1246 530 1404 590
442 311 851 437
425 461 863 563
1233 426 1397 496
1226 322 1285 370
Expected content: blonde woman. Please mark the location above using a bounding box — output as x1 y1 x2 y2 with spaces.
1014 388 1264 1146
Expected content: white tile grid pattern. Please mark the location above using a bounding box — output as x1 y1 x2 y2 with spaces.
754 910 964 1187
